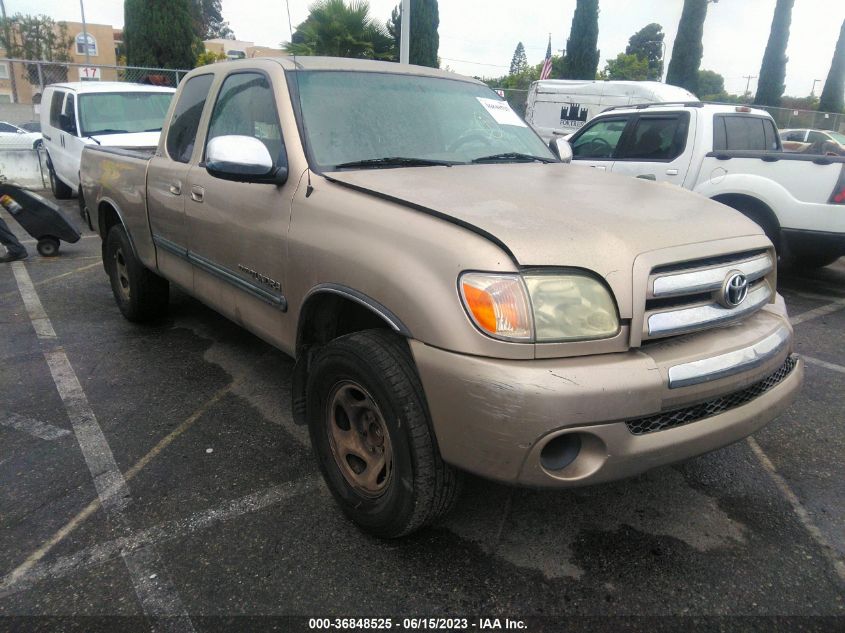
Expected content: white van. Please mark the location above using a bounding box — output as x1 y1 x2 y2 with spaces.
41 82 175 203
525 80 697 143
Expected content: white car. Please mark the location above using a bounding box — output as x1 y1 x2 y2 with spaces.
0 120 43 149
40 82 175 216
560 103 845 268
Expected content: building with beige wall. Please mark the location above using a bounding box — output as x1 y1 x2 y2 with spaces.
203 39 286 60
0 21 120 105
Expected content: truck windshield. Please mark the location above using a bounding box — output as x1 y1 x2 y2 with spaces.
79 92 173 137
294 71 555 170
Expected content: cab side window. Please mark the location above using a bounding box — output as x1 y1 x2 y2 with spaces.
714 115 779 151
166 74 214 164
205 72 285 166
620 114 689 161
49 91 65 128
571 117 629 159
61 94 77 135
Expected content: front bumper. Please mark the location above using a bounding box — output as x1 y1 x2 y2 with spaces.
410 304 803 487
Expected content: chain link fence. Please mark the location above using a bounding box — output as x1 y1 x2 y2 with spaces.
1 58 190 106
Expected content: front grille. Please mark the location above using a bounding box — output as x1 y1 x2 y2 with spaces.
642 250 775 340
625 355 798 435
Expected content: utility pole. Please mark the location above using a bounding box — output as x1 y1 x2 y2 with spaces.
80 0 91 66
0 0 18 104
743 74 757 99
399 0 410 64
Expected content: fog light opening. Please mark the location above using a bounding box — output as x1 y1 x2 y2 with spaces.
540 433 582 471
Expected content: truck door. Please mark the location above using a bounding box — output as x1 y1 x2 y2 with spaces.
146 73 215 290
611 111 695 185
569 115 632 172
184 69 293 346
60 93 86 190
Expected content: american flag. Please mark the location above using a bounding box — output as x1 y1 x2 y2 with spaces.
540 36 553 80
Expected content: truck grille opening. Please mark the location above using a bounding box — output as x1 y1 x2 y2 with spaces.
625 355 798 435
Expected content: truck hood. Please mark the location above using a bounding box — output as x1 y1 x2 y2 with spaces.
325 163 765 315
88 131 161 149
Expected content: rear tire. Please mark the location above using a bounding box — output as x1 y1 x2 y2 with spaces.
105 225 169 322
715 197 780 252
49 168 73 200
37 237 60 257
306 330 461 538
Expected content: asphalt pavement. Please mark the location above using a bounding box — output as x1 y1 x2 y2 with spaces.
0 195 843 633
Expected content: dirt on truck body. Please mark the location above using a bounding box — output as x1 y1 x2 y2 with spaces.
80 57 802 537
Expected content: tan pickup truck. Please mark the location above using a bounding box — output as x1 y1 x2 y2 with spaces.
80 57 803 537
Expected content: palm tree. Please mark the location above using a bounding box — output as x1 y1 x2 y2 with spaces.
283 0 393 60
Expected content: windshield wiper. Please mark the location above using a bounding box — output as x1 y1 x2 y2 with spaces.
333 157 458 170
84 129 129 136
85 135 101 145
471 152 555 164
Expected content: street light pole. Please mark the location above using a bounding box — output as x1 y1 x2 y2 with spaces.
79 0 91 66
399 0 410 64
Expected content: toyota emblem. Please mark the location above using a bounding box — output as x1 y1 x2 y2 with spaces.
722 272 749 307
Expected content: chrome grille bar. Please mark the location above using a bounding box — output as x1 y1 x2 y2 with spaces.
647 282 772 338
651 253 773 299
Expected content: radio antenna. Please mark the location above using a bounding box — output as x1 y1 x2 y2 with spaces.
285 0 314 196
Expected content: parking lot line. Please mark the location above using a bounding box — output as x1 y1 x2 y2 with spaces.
0 261 101 305
5 379 238 596
802 355 845 375
8 261 196 631
789 301 845 326
0 411 71 441
747 437 845 584
0 477 319 599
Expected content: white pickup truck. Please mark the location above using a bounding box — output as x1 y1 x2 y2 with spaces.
562 103 845 268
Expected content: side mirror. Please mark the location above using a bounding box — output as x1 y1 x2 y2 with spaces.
206 135 288 184
550 137 573 163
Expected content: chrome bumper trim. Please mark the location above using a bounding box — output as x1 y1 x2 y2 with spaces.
667 326 790 389
648 283 771 338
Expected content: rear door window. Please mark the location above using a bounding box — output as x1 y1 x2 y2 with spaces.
49 90 65 128
166 74 214 163
714 115 779 151
571 117 630 159
619 114 689 161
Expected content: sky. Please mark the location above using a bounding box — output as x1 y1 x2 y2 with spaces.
5 0 845 98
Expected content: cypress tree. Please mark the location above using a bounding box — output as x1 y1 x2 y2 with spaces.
509 42 528 75
626 23 665 81
388 0 439 67
666 0 709 95
125 0 200 69
819 19 845 113
754 0 794 107
562 0 600 80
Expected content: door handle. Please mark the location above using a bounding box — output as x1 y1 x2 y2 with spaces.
168 182 182 196
190 185 204 203
637 174 657 181
592 165 607 171
666 169 679 176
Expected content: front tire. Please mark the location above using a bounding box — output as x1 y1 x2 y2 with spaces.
49 168 73 200
793 251 841 269
105 225 169 322
306 330 460 538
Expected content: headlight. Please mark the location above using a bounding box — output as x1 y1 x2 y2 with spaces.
523 272 619 341
459 271 619 342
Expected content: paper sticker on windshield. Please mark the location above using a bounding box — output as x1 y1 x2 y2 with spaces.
476 97 527 127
